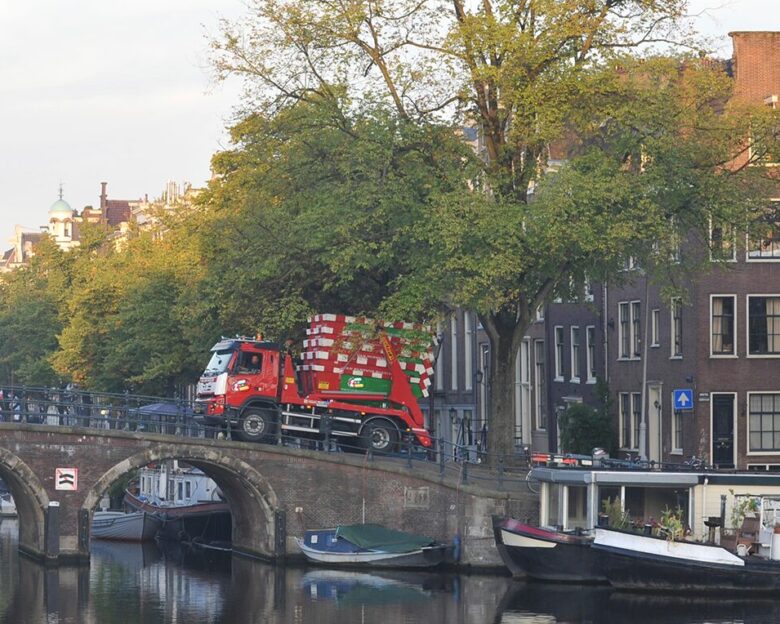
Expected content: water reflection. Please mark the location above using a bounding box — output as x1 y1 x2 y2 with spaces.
1 519 780 624
498 582 780 624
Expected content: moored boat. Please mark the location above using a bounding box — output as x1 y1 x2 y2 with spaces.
124 463 231 546
492 516 606 583
91 510 162 542
592 526 780 593
295 523 446 569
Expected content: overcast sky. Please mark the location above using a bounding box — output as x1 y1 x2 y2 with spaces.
0 0 777 238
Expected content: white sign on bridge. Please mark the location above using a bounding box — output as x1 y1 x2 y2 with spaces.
55 468 78 491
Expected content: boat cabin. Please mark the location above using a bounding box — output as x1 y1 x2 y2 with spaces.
531 466 780 546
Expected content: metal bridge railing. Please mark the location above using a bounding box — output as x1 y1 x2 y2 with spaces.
0 385 713 492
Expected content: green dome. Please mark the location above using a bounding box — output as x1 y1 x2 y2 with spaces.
48 198 72 215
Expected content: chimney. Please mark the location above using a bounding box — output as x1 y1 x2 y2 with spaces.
100 182 108 211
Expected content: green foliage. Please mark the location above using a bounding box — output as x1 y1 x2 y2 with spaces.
559 402 614 456
729 492 760 529
659 506 685 542
602 497 630 530
210 0 777 464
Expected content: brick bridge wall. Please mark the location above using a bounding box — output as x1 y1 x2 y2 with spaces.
0 424 537 567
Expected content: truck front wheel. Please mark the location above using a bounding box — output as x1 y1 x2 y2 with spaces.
235 408 276 443
360 419 399 454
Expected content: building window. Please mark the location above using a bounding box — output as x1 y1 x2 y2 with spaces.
671 298 683 358
672 405 683 453
435 322 444 391
584 277 594 302
711 295 736 356
631 301 641 357
619 302 630 359
570 327 581 382
554 326 564 381
450 316 458 390
651 309 660 347
535 304 545 321
586 326 596 383
748 218 780 260
618 301 641 359
710 220 736 262
749 393 780 452
534 340 546 430
464 312 473 390
748 296 780 355
619 392 641 450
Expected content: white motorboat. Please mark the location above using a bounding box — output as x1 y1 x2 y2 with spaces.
91 510 161 542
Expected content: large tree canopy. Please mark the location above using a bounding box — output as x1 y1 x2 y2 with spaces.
210 0 777 461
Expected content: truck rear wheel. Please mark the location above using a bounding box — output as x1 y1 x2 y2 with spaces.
235 408 276 443
360 419 399 454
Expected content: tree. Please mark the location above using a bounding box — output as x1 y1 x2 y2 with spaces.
559 401 614 455
212 1 776 463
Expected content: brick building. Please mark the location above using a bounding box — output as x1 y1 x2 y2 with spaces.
433 32 778 466
606 31 780 469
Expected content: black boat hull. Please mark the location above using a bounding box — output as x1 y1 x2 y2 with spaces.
492 516 607 583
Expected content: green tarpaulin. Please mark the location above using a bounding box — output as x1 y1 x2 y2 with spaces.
335 524 435 553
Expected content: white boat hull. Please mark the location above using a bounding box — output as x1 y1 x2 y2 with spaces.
295 538 442 568
92 511 161 542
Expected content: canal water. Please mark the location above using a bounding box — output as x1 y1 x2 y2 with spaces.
1 519 780 624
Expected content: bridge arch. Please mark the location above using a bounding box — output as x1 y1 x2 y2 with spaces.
0 447 49 558
82 443 280 559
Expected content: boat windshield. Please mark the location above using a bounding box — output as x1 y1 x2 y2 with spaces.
204 349 233 374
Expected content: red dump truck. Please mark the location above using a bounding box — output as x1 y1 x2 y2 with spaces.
195 314 434 453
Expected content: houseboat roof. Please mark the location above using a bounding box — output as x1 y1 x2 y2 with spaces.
531 467 780 489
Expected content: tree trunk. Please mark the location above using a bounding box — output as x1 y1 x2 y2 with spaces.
481 308 530 468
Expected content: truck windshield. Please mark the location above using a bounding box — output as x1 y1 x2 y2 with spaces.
204 349 233 374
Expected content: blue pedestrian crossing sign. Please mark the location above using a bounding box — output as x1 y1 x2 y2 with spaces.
673 389 694 411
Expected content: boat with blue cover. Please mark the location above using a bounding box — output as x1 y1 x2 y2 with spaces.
296 523 446 568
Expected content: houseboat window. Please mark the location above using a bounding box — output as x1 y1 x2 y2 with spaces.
567 486 588 529
185 481 192 499
177 482 183 501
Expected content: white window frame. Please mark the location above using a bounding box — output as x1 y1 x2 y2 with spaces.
710 294 737 358
535 304 545 322
746 392 780 455
554 326 565 381
670 297 683 359
570 326 581 383
631 301 641 357
746 294 780 358
671 390 683 454
709 217 737 263
619 391 640 451
618 302 630 360
450 315 458 390
534 339 546 430
586 326 597 384
464 311 473 390
651 309 660 347
746 201 780 262
435 321 444 391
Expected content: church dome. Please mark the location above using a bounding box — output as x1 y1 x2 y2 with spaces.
49 198 73 217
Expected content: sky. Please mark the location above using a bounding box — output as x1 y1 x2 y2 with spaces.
0 0 778 238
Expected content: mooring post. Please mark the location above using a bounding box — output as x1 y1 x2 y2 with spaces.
45 501 60 561
274 510 286 560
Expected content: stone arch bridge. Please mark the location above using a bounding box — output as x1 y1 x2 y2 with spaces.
0 423 535 567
